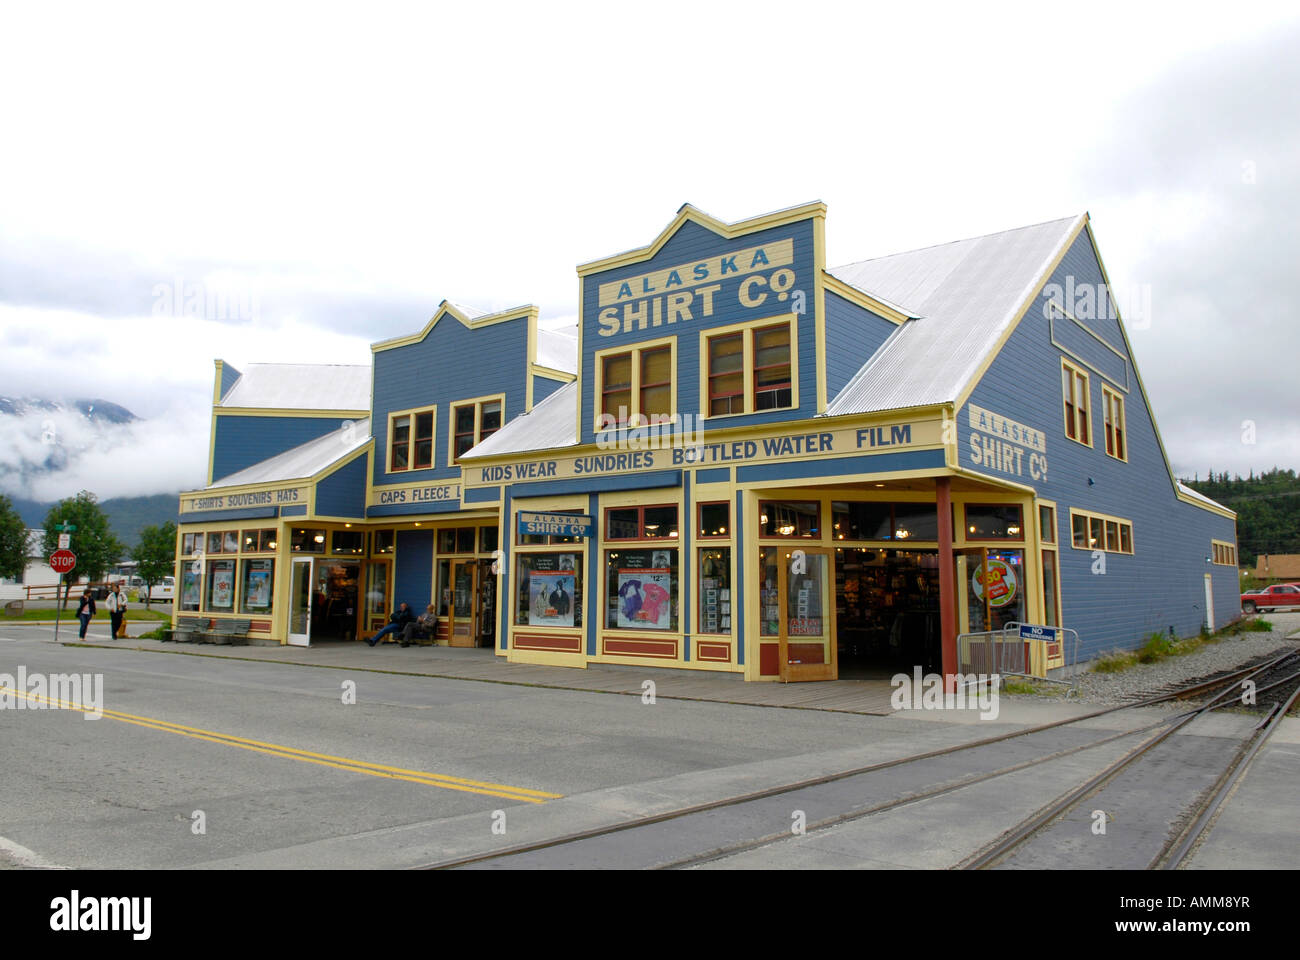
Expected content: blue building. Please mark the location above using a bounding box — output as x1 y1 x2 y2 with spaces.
175 202 1237 681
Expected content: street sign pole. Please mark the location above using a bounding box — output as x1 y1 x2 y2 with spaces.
48 549 77 643
54 573 63 643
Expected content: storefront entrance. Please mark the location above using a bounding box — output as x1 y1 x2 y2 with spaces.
438 556 498 648
834 548 942 677
759 546 837 682
314 561 360 641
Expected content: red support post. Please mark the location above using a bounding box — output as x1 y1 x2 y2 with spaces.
937 477 957 692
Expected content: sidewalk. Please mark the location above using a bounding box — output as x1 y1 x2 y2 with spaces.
66 628 902 716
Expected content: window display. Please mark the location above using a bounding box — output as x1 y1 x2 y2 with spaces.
607 549 677 631
698 548 731 634
516 553 582 628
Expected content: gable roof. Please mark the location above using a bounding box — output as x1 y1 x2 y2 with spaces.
205 418 370 489
823 215 1085 417
219 363 371 412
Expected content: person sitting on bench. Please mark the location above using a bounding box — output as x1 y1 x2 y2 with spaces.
368 603 414 646
401 604 438 646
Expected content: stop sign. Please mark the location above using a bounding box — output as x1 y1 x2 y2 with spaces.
49 549 76 574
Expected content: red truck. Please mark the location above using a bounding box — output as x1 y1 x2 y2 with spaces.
1241 583 1300 614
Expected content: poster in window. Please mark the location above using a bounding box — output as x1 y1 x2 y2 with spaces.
617 568 672 630
182 568 201 609
211 561 235 610
245 566 271 610
528 572 575 627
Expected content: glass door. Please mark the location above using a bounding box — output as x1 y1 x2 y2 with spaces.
289 557 312 646
448 559 478 647
362 560 391 642
779 547 836 682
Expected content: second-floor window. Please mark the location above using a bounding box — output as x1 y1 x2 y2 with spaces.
596 340 675 428
390 409 435 471
1062 360 1090 446
704 320 794 417
451 397 503 462
1102 386 1126 461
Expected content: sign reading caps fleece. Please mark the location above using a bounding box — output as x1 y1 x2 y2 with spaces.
517 512 594 538
595 238 798 338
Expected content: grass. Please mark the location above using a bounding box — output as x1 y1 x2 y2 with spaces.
1001 678 1049 695
0 608 172 623
1091 616 1277 674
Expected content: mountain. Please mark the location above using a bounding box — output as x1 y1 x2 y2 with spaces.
13 493 181 554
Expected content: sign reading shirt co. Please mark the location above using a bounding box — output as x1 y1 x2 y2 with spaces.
595 238 800 338
517 512 594 539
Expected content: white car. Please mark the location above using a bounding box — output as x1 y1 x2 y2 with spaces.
141 577 176 602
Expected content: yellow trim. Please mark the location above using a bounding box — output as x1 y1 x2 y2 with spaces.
591 336 678 432
577 201 828 276
697 314 799 422
1067 508 1135 554
575 275 585 445
213 407 369 418
821 272 912 325
371 302 538 353
1043 299 1131 391
1210 539 1237 566
813 215 827 413
531 365 576 382
1060 357 1094 449
384 405 438 476
526 313 537 412
1079 222 1236 520
448 393 507 467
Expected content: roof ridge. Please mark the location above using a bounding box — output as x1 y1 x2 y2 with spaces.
831 214 1082 272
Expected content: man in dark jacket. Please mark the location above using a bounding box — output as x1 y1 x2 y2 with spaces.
367 603 414 646
76 588 97 639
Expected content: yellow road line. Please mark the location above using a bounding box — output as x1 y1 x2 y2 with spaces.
1 686 560 804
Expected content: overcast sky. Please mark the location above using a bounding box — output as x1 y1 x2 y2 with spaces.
1 1 1296 500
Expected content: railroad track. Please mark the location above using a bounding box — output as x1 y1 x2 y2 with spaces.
415 653 1295 870
959 650 1300 870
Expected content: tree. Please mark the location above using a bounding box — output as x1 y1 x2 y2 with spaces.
40 491 126 609
0 494 27 582
132 521 177 609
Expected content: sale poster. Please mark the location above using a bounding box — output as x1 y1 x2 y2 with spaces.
617 568 671 630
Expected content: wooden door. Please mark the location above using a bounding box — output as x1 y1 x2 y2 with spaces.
448 559 478 647
778 547 837 682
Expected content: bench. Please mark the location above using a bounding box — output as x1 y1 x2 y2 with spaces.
165 616 208 643
201 618 252 646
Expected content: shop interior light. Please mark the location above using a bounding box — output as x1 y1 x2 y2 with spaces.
896 529 910 539
968 525 977 534
1007 525 1020 536
719 527 726 534
268 541 277 549
760 514 768 524
669 531 678 538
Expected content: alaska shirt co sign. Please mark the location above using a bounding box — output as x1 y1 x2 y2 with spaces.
517 512 594 539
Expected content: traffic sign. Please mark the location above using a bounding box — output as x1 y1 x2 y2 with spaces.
49 549 76 574
58 533 70 549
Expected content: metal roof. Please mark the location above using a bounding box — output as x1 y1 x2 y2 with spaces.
461 382 578 459
219 363 371 411
206 418 370 489
537 325 578 374
1176 481 1231 513
823 215 1084 417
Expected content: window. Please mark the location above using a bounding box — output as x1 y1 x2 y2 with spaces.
605 505 679 541
1038 505 1056 544
964 504 1024 539
450 397 503 462
240 559 274 614
697 547 731 634
698 502 730 539
832 502 938 541
437 527 480 554
242 529 277 552
606 548 678 632
1062 360 1091 445
182 533 200 556
1102 386 1126 460
331 530 365 555
1069 510 1133 554
1212 540 1236 566
703 319 796 417
291 528 327 553
371 530 394 555
595 340 676 428
760 501 819 538
515 553 582 628
389 408 435 472
206 558 236 611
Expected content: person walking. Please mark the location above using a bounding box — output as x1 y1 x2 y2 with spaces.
76 588 97 640
106 582 127 640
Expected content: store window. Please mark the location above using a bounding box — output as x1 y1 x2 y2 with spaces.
968 550 1024 632
606 547 678 632
759 546 780 636
605 505 679 541
1062 360 1091 446
206 558 236 612
331 530 365 555
438 527 480 554
704 320 794 417
964 504 1024 539
291 528 327 553
241 529 277 552
480 526 499 554
515 553 582 628
451 397 504 462
759 501 819 538
182 533 200 556
240 559 275 615
1070 510 1133 554
596 340 675 428
697 547 731 634
390 408 435 472
832 502 938 541
1041 549 1059 627
1102 386 1126 461
698 502 730 538
1039 506 1056 544
207 531 239 554
372 530 394 555
180 564 201 612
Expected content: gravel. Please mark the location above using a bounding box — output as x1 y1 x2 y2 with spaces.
1006 611 1300 705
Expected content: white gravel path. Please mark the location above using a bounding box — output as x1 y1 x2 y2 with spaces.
1009 611 1300 705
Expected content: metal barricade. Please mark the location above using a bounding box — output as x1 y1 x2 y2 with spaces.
956 624 1082 695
